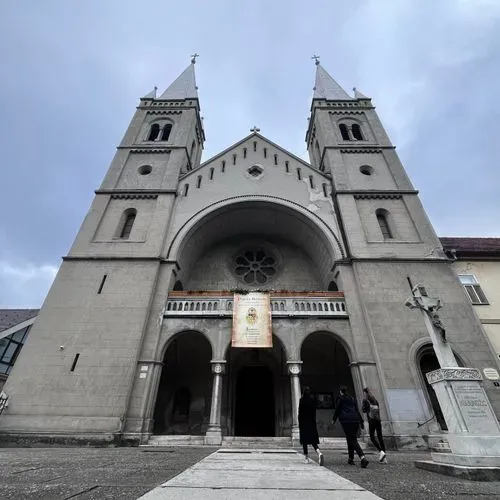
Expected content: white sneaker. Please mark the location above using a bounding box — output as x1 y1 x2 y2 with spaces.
303 456 310 464
318 452 324 466
379 451 386 463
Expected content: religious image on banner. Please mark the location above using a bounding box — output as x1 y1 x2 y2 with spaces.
231 292 272 348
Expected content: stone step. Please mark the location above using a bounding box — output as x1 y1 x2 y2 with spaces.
222 437 292 448
144 435 205 447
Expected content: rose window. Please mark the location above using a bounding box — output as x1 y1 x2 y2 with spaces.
234 249 277 284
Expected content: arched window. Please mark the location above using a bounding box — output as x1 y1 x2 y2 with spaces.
173 280 183 291
148 123 160 141
376 209 393 239
328 281 339 291
190 139 196 159
161 123 172 141
119 209 136 239
351 124 363 140
339 123 350 141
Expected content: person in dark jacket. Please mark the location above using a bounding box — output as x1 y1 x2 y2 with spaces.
332 386 369 467
362 387 387 463
298 386 324 465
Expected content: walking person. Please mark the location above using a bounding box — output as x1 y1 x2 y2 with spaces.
332 386 369 468
362 387 387 463
298 386 324 465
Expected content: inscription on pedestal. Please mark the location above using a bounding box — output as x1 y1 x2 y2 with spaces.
452 382 499 434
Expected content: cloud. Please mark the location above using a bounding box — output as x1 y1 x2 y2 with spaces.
0 261 58 308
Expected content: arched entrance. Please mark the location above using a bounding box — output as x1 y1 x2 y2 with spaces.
153 331 212 435
417 344 464 432
301 332 354 437
223 335 291 437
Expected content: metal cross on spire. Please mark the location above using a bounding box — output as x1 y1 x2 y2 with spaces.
191 53 199 64
250 126 260 133
311 54 320 66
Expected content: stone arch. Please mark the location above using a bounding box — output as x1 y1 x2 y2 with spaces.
166 196 344 289
153 330 213 435
300 331 354 437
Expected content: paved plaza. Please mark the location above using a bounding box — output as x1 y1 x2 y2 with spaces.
0 446 499 499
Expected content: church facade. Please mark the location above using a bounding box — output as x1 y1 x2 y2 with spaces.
1 61 499 448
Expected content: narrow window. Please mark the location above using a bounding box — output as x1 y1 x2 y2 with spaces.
147 123 160 141
309 176 315 189
322 183 328 197
190 139 196 159
339 123 350 141
120 209 136 239
197 175 202 188
315 141 322 169
253 141 257 152
243 147 247 159
274 154 278 165
458 275 489 305
285 161 289 173
263 148 267 158
173 280 184 291
297 168 302 180
351 124 363 140
183 184 189 196
209 167 214 180
376 209 393 239
328 281 339 291
233 154 237 165
70 353 80 372
161 123 172 141
221 160 226 172
97 274 107 294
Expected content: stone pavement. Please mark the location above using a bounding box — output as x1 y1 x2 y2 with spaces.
0 447 499 499
138 448 382 499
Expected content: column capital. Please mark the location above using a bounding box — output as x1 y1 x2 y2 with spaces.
287 360 303 375
211 360 227 375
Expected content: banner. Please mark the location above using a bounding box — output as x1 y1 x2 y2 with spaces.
231 292 272 348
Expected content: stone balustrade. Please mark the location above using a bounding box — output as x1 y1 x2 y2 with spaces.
164 291 347 318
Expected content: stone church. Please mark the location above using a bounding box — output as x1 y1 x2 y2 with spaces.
1 60 499 448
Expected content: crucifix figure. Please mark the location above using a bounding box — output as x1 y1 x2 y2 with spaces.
191 53 199 64
250 126 260 133
311 54 320 66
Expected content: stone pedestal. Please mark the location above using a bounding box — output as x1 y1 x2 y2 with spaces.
205 361 226 446
287 361 302 445
425 367 500 467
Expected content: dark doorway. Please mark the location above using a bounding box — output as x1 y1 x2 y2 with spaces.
235 366 274 436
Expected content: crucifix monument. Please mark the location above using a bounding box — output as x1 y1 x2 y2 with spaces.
406 284 500 475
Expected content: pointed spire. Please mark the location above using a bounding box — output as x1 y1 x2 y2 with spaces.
142 86 157 99
313 63 352 101
353 87 370 100
159 62 198 100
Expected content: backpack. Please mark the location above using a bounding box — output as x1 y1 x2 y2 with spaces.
368 403 380 420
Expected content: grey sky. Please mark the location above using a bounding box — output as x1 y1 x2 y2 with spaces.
1 0 499 307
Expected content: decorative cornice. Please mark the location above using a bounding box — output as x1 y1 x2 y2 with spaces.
110 193 158 200
339 148 384 154
354 193 402 200
337 190 418 196
426 367 483 384
328 110 365 115
146 110 183 115
129 149 171 154
96 189 176 195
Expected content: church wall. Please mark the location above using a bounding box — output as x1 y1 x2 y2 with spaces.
186 238 322 291
350 260 500 436
342 152 398 191
114 151 172 190
0 260 158 435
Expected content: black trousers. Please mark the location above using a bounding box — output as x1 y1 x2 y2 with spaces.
302 443 318 455
341 422 364 459
368 419 385 452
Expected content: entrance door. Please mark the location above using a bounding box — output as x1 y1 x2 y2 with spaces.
235 366 274 436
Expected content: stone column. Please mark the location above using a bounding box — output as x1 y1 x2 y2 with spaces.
287 361 303 444
205 360 226 446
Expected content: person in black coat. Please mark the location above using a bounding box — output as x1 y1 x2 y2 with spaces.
298 386 324 465
332 386 369 467
362 387 387 463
